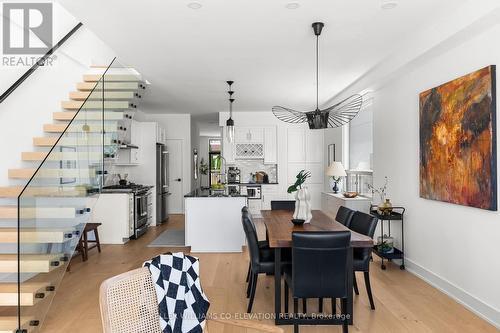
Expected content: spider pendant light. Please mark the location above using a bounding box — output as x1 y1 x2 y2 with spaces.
226 81 235 143
272 22 363 129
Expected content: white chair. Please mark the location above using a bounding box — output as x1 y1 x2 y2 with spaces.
99 267 283 333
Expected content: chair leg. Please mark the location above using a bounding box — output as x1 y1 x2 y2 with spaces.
82 231 89 261
247 273 258 313
284 281 289 313
94 229 101 252
302 298 307 314
331 298 336 315
293 298 299 333
353 272 359 295
341 298 348 333
364 271 375 310
245 263 251 283
246 272 253 298
318 298 323 313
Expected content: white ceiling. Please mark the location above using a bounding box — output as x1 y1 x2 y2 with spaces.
58 0 469 114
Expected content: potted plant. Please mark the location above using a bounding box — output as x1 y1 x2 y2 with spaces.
287 170 312 223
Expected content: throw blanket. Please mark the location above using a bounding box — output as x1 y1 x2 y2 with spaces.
144 253 210 333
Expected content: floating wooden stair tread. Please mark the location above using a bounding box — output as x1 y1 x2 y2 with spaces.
0 186 89 198
21 151 104 161
33 136 112 147
69 91 136 101
0 206 76 219
0 282 54 306
0 316 37 333
0 228 74 243
77 81 141 91
61 101 131 110
0 254 66 273
83 74 142 82
53 111 124 121
9 168 96 179
43 123 118 133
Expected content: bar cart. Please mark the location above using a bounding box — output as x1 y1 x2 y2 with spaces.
370 205 406 270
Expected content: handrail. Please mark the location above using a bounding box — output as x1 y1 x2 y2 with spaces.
0 22 83 104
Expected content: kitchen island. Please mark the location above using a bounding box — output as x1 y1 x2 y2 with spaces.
184 188 247 252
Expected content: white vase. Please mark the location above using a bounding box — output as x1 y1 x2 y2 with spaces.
293 187 312 223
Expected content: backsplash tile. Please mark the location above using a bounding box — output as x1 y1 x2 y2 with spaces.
233 160 278 183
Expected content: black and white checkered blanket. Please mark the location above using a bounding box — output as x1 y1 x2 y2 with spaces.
144 252 210 333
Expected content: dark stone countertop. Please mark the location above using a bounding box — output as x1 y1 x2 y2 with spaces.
184 188 248 198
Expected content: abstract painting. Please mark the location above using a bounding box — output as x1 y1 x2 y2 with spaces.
419 66 497 210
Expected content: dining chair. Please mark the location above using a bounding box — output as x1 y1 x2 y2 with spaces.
270 200 295 211
100 267 283 333
336 206 355 227
283 231 351 333
349 211 378 310
242 210 276 313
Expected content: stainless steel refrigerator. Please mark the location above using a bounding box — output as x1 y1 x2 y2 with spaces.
156 144 170 224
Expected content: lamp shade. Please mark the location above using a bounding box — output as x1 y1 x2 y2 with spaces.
326 162 347 177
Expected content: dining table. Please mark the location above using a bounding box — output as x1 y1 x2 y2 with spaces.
261 209 374 326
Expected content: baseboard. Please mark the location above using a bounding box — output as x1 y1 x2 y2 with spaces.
405 258 500 329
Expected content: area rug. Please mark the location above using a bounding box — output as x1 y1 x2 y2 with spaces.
147 229 185 247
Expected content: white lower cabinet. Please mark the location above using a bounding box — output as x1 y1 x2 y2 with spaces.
248 199 263 217
262 184 279 210
93 193 134 244
321 192 371 220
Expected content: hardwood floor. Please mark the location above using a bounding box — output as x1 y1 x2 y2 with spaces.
42 214 498 333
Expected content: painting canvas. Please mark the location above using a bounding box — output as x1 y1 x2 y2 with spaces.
419 65 497 211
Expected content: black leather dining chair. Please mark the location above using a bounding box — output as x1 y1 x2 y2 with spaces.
349 211 378 310
242 208 276 313
284 231 351 333
336 206 355 227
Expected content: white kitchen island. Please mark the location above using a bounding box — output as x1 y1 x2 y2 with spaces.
184 189 247 252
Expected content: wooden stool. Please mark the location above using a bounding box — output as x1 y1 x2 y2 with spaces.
67 223 102 271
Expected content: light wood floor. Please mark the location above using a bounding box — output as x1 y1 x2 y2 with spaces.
41 214 498 333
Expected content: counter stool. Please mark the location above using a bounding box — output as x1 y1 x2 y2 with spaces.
67 222 102 271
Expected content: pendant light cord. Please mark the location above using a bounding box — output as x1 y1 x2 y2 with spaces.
316 34 319 110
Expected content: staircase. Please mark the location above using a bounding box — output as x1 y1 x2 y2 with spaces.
0 60 147 332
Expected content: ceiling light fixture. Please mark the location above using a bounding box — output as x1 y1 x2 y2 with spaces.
285 2 300 9
272 22 363 129
187 2 202 9
381 0 398 10
225 81 235 143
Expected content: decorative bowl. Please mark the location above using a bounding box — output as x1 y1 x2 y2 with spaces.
343 192 358 198
291 219 305 226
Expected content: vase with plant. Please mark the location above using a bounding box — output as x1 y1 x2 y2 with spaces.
367 176 393 215
199 158 209 189
287 170 312 223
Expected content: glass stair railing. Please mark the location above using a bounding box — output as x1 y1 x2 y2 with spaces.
0 58 147 333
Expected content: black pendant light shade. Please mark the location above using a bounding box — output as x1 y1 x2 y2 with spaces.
226 81 235 142
272 22 363 129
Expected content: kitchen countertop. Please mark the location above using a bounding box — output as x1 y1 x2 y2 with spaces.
184 188 248 198
228 182 279 185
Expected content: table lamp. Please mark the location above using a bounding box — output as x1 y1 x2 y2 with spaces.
326 162 347 194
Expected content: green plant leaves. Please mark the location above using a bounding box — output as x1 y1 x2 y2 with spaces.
287 170 311 193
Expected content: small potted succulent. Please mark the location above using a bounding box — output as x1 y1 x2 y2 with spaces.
287 170 312 223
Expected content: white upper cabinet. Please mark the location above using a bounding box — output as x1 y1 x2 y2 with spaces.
235 127 264 143
264 126 277 164
287 128 306 162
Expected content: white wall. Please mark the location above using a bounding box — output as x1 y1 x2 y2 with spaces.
0 1 116 187
337 15 500 328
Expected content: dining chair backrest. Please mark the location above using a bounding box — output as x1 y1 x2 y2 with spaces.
242 208 261 269
270 200 295 211
100 267 284 333
336 206 355 227
349 211 379 261
291 231 351 299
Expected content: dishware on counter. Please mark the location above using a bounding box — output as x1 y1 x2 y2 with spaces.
343 191 358 198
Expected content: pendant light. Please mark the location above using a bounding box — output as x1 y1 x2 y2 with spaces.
226 80 235 143
272 22 363 129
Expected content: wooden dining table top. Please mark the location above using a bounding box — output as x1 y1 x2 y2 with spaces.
261 210 374 248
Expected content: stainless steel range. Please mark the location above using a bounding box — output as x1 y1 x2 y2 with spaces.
102 183 153 239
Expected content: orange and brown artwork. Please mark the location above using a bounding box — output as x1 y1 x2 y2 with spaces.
419 66 497 210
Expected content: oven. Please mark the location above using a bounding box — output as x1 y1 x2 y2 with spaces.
241 185 261 199
133 188 151 238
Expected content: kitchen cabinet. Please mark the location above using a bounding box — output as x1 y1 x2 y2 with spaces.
222 127 235 164
264 126 277 164
321 192 371 219
235 127 264 143
93 193 134 244
116 120 141 165
156 124 167 144
261 184 278 210
248 199 263 217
